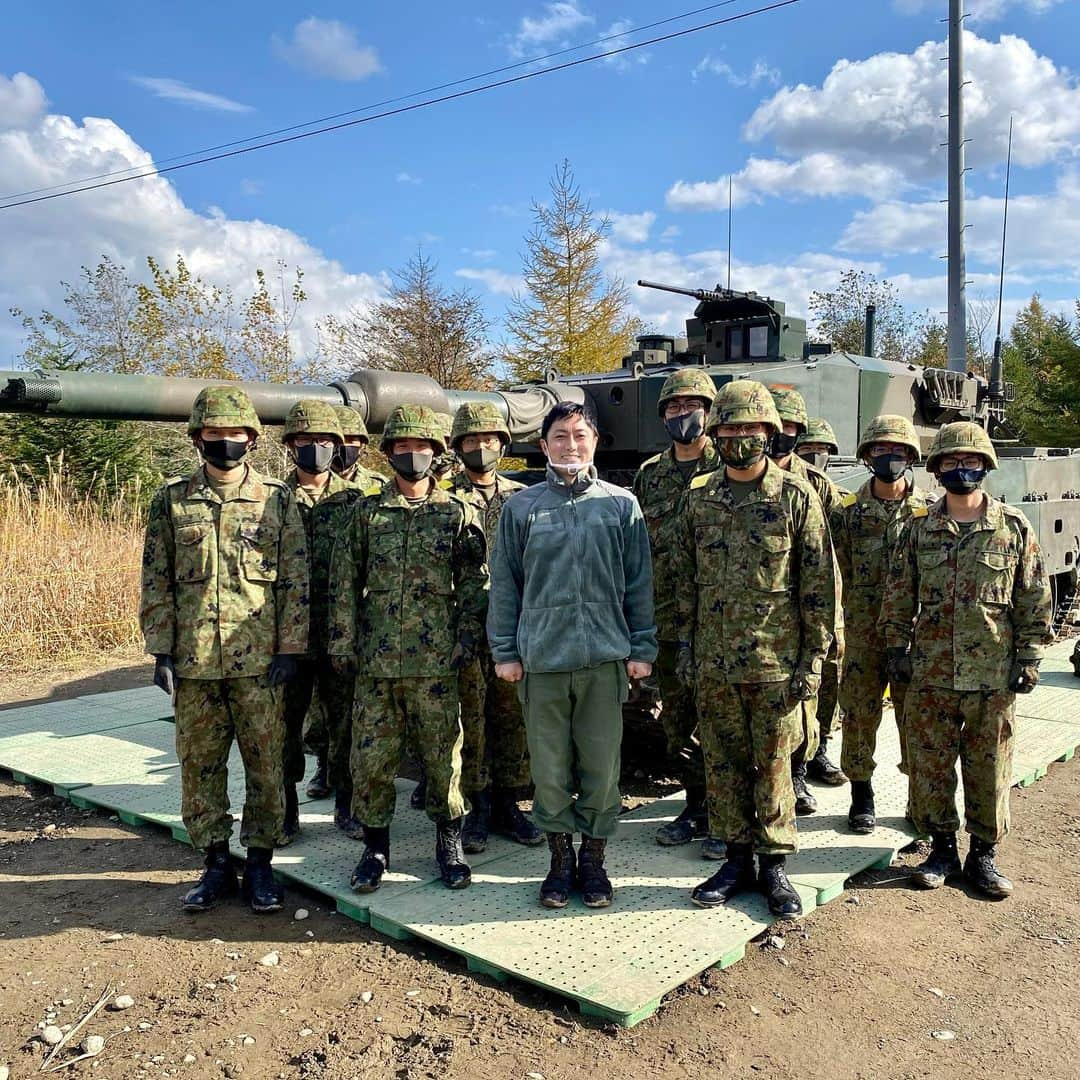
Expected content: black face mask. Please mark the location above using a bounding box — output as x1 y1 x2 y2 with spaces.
199 438 249 471
798 450 829 472
770 432 799 459
665 410 706 446
293 443 335 475
939 467 986 495
870 453 909 483
461 447 502 473
389 450 434 481
333 445 362 474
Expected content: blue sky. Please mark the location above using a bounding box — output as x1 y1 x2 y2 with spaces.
2 1 1079 367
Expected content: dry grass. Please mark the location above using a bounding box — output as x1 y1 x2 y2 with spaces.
0 463 144 673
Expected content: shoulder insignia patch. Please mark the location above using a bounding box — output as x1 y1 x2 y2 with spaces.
689 472 713 491
841 492 857 507
363 483 382 497
438 478 454 490
912 506 929 518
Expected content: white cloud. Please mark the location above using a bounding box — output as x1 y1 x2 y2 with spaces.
0 72 48 130
396 172 422 185
605 210 656 243
693 56 780 87
660 225 680 240
129 77 253 113
509 3 594 58
601 19 649 71
274 17 381 81
455 267 524 295
0 83 385 364
893 0 1064 20
462 248 497 260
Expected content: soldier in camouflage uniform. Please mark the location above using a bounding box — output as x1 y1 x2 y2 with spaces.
632 369 723 856
141 386 309 914
431 412 462 482
796 417 840 474
880 422 1052 898
832 415 934 834
447 402 543 854
672 380 838 919
768 386 845 812
328 404 489 892
330 404 383 487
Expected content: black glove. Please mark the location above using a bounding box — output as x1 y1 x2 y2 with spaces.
1008 660 1040 694
886 647 913 686
789 667 821 703
330 655 359 677
153 654 175 696
267 654 298 687
675 645 695 686
450 631 478 671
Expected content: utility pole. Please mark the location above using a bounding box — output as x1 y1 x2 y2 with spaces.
946 0 968 372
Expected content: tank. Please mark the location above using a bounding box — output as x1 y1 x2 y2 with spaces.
2 281 1078 618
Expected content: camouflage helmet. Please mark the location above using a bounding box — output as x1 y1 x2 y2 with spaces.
187 385 262 437
706 379 782 435
282 400 343 442
656 369 717 417
768 386 809 432
857 414 921 461
799 417 839 455
333 404 369 443
380 404 447 455
451 401 511 448
925 421 998 473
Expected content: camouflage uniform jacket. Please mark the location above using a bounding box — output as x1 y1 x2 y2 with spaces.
343 464 385 490
287 470 354 547
633 440 720 643
140 466 309 679
327 478 489 678
671 458 838 684
879 496 1053 691
831 478 935 641
447 472 526 548
785 452 842 515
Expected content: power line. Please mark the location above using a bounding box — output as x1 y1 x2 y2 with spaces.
0 0 799 212
1 2 745 203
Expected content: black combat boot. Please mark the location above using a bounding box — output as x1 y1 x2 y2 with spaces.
577 837 613 908
964 837 1014 898
350 826 390 893
540 833 576 908
758 853 803 920
806 739 847 785
462 789 492 854
306 752 331 799
655 787 707 846
410 773 427 811
690 843 756 907
792 759 818 815
701 837 727 860
333 788 364 840
911 832 961 889
848 780 876 835
242 847 284 913
182 842 238 912
436 818 472 890
280 785 300 846
491 788 544 846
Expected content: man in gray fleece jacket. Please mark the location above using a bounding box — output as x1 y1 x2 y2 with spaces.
488 401 657 909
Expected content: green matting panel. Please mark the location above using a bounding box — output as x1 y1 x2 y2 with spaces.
1 637 1077 1027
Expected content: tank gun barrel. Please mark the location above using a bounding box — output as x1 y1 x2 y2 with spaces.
636 279 732 304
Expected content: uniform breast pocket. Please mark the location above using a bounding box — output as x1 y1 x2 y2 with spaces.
747 532 792 593
239 525 278 583
975 549 1017 605
414 524 457 596
174 524 212 583
694 524 728 586
367 526 404 589
853 536 884 587
916 548 950 603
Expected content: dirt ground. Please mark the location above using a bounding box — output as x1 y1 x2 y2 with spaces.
1 656 1079 1079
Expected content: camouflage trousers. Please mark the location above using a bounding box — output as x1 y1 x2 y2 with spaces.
839 645 910 782
350 677 467 827
174 674 285 851
697 675 801 855
818 658 840 742
656 641 706 798
283 657 356 793
905 684 1015 844
458 652 531 796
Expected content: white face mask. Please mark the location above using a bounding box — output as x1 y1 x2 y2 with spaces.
555 459 592 476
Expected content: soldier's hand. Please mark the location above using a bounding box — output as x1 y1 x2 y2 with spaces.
789 669 821 702
1008 661 1040 694
450 631 478 671
886 647 913 686
153 654 175 696
675 646 695 686
495 661 524 683
626 660 652 681
330 655 359 677
267 654 298 687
